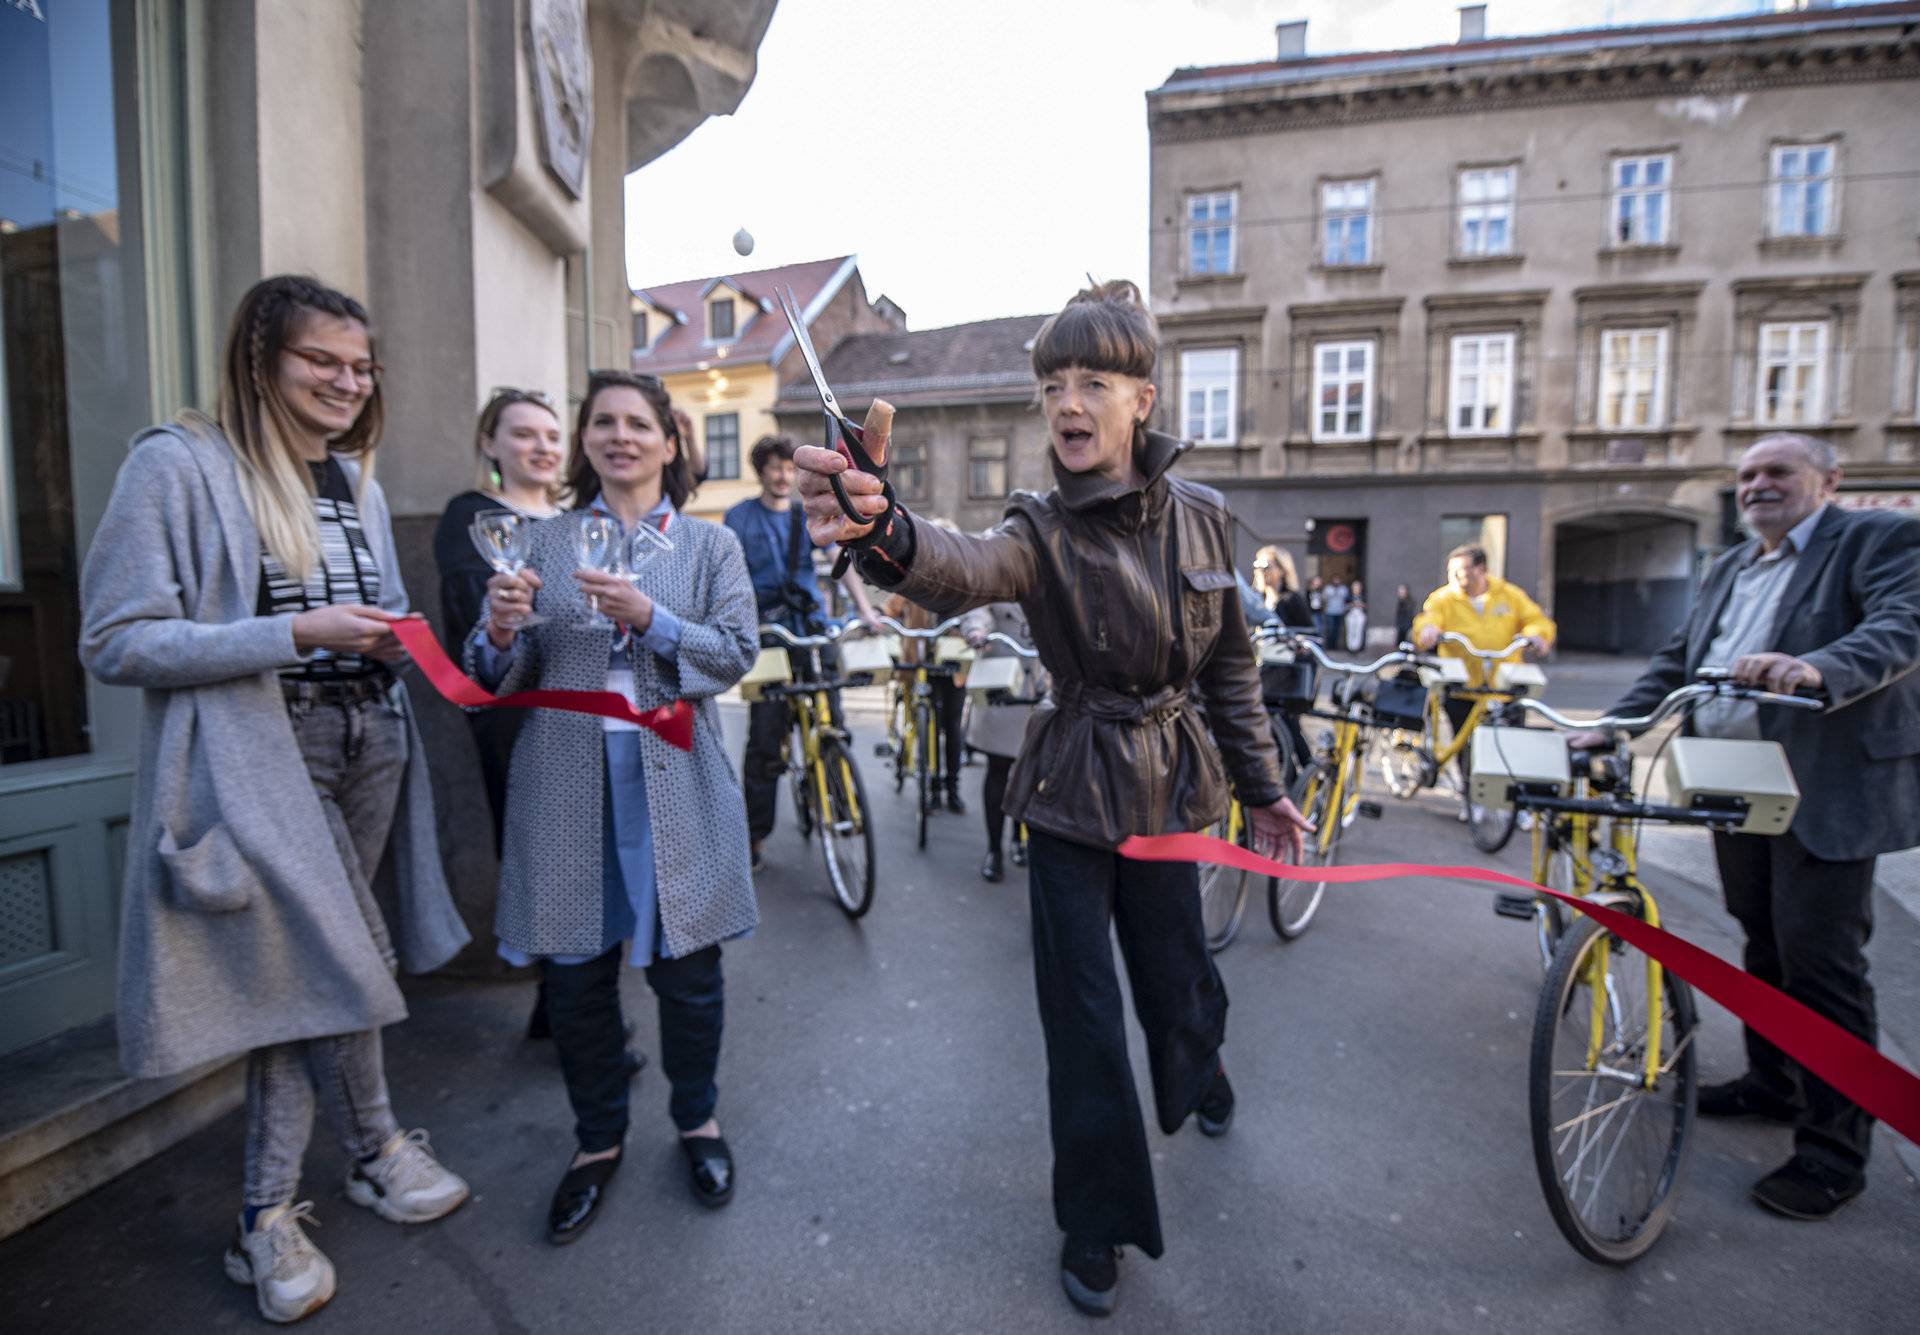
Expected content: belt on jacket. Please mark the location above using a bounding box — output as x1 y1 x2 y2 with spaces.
1050 680 1189 726
281 673 391 708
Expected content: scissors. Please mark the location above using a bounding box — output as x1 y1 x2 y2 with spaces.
775 284 887 531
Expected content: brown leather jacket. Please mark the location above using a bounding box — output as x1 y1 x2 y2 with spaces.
857 430 1283 850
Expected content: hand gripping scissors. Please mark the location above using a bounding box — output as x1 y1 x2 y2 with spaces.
775 285 893 552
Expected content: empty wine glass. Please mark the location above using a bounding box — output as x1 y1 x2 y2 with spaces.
623 521 674 580
573 511 623 627
470 509 545 627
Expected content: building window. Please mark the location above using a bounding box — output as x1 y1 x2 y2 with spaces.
631 309 648 349
1185 191 1236 275
1447 333 1515 436
1756 321 1828 425
1312 341 1374 442
1598 328 1668 429
707 297 735 341
1180 347 1238 445
1321 178 1374 267
968 437 1008 498
1769 143 1835 238
703 412 740 480
1611 154 1671 246
1457 166 1515 256
893 442 928 501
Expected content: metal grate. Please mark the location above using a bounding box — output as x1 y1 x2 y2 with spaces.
0 851 57 966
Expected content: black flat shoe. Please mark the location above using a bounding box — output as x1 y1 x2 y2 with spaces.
1060 1235 1119 1317
548 1150 621 1244
1751 1154 1865 1221
981 849 1004 883
946 789 967 815
1196 1061 1235 1137
681 1135 733 1209
1010 839 1028 868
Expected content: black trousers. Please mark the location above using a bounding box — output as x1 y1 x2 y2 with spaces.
743 644 844 843
465 709 523 855
983 754 1014 851
1026 829 1228 1258
929 675 965 787
1712 829 1877 1175
541 942 726 1152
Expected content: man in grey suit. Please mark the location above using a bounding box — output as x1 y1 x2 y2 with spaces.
1575 432 1920 1220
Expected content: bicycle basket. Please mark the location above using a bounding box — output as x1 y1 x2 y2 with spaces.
1260 657 1318 707
1366 671 1429 730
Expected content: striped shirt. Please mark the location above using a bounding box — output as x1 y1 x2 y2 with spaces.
256 456 386 681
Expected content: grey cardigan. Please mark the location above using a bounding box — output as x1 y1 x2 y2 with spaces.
78 414 469 1078
471 509 760 960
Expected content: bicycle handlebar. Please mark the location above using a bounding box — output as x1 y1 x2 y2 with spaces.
1512 678 1824 733
1435 631 1532 661
870 613 967 640
981 631 1038 659
757 622 843 649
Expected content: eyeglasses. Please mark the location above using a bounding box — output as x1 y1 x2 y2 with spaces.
287 346 382 385
1253 560 1272 570
486 386 556 409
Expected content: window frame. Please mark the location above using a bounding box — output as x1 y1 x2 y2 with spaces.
706 295 735 342
702 411 741 481
1767 141 1838 239
967 435 1009 499
891 441 929 502
1179 346 1240 446
1456 164 1517 258
1609 153 1672 248
1310 339 1375 444
1755 320 1830 427
1318 176 1376 268
1446 332 1516 438
1184 189 1238 277
1597 327 1670 431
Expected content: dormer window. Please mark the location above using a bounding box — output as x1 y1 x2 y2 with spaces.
708 297 735 341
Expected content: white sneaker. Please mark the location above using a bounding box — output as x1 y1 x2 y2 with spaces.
224 1201 335 1324
344 1129 470 1223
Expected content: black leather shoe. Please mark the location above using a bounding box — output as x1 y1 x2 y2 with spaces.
1751 1154 1865 1221
1010 838 1028 868
548 1150 621 1244
946 787 967 815
1196 1061 1235 1137
981 849 1004 883
1698 1075 1800 1124
1060 1235 1119 1317
681 1135 733 1209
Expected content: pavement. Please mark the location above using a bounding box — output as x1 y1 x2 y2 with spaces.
1 672 1915 1334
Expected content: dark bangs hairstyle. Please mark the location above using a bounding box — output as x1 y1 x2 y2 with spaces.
565 370 695 509
1029 278 1159 381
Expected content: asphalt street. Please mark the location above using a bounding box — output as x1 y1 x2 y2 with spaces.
1 694 1915 1334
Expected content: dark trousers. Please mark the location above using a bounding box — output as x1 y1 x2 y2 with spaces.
744 644 844 843
983 754 1014 852
930 675 965 787
541 942 727 1152
466 709 524 856
1026 829 1228 1258
1712 829 1877 1175
1444 694 1476 786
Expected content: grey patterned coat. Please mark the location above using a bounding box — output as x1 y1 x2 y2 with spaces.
961 601 1043 759
78 415 469 1079
473 510 759 959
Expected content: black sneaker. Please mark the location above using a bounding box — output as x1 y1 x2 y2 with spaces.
946 787 967 815
1751 1153 1865 1221
1698 1075 1800 1125
981 849 1004 883
1059 1235 1119 1317
1196 1061 1235 1137
1010 838 1028 867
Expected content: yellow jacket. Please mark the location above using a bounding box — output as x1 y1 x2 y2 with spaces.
1410 576 1555 687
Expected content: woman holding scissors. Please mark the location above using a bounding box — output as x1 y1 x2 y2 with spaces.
787 279 1309 1316
471 370 759 1242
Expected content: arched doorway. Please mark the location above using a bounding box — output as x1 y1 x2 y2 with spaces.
1551 511 1698 655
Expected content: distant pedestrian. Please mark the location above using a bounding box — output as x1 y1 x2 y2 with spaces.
79 274 471 1325
1306 575 1325 638
1321 577 1349 650
1252 545 1313 628
1343 580 1367 651
1393 583 1415 646
964 600 1042 881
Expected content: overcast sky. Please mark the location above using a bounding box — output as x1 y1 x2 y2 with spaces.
624 0 1860 329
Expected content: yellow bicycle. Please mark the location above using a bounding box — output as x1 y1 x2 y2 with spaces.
1474 672 1821 1263
747 622 883 917
872 613 967 850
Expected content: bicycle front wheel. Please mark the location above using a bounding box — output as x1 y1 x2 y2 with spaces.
1528 913 1698 1265
1199 812 1250 953
913 700 934 850
816 737 876 918
1268 765 1334 940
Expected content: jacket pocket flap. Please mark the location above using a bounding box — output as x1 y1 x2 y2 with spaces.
158 824 255 913
1182 568 1237 593
1863 722 1920 761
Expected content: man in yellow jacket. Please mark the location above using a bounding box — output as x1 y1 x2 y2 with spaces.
1411 544 1556 817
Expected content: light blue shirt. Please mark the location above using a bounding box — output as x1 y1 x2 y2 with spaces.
1694 504 1826 740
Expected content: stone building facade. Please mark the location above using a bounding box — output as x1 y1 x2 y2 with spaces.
1148 2 1920 652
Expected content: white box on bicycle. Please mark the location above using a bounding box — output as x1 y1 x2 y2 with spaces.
934 636 974 665
838 637 895 681
1468 727 1570 808
738 647 791 701
1661 737 1800 836
1418 657 1470 688
965 656 1022 694
1493 661 1548 696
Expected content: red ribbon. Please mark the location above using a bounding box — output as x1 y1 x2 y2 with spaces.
390 616 694 751
1120 832 1920 1146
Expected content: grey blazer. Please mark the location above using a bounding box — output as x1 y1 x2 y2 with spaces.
473 509 759 960
1612 505 1920 860
78 415 469 1078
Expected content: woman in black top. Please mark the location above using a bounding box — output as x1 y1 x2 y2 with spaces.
1251 545 1314 629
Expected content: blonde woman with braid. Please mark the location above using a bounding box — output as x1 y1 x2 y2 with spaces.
80 275 471 1325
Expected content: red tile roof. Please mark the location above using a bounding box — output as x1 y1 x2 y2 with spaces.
631 254 857 376
773 315 1049 411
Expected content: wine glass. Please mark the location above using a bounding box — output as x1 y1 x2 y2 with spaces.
623 522 674 580
573 511 623 627
469 509 545 627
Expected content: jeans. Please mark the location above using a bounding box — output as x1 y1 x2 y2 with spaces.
1025 829 1228 1258
543 942 727 1151
243 691 408 1206
744 644 845 843
1712 829 1878 1174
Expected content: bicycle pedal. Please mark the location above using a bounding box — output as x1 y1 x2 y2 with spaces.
1492 893 1537 921
1355 800 1383 820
